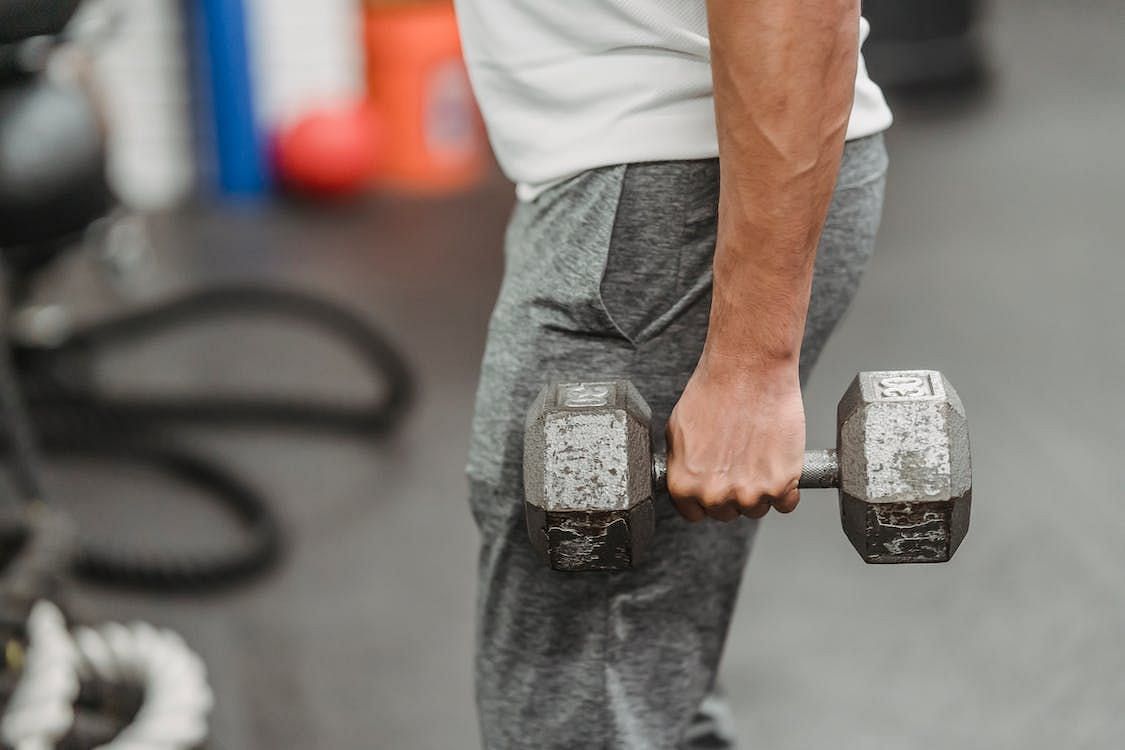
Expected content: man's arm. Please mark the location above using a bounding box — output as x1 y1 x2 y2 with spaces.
665 0 860 521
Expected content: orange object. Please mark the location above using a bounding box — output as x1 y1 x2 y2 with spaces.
274 102 382 198
364 1 487 193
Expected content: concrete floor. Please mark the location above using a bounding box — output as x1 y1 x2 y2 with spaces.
32 0 1125 747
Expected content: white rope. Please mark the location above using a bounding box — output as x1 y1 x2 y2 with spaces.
1 601 79 750
75 620 213 749
1 601 213 750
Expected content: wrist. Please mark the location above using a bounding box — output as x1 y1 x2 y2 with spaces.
696 343 800 386
703 285 806 375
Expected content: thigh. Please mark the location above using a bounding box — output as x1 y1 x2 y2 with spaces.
469 161 753 750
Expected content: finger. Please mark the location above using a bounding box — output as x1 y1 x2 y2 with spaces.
671 496 706 523
734 485 769 519
704 503 740 522
771 485 801 514
698 484 738 522
741 502 771 519
666 472 708 523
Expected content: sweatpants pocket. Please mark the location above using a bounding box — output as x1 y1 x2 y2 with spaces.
597 159 720 346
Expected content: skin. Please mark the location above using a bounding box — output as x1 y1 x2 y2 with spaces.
665 0 861 522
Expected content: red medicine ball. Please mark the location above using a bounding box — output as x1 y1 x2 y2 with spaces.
274 103 381 198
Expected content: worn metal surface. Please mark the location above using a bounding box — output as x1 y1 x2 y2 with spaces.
523 380 654 569
544 411 631 511
836 370 972 563
545 510 633 571
653 449 839 491
538 500 656 571
800 450 839 489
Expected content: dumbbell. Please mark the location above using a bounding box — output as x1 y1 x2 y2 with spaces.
524 370 971 571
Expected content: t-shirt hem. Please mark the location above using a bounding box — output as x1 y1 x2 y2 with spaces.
514 105 894 203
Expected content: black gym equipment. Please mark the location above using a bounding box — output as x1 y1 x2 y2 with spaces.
0 77 113 255
0 0 82 45
0 0 414 592
2 280 412 591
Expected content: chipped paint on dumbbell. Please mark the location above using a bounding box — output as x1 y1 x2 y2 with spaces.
544 385 633 512
523 381 656 570
837 371 971 563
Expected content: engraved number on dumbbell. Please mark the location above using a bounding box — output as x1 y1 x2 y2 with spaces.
876 375 933 400
559 383 614 408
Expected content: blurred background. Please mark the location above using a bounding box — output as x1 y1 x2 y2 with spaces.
0 0 1122 747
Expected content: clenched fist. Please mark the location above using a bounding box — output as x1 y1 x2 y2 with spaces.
665 359 805 522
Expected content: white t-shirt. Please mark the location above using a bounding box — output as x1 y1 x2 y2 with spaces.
454 2 893 201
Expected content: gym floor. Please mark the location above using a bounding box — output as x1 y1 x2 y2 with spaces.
44 1 1124 747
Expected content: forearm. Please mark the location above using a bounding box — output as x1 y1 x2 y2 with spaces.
704 0 860 374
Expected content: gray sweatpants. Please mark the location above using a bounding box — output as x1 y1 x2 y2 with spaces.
467 134 888 750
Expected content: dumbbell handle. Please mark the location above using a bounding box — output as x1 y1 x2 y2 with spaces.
652 449 839 492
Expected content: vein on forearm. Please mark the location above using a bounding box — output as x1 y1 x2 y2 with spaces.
704 0 860 368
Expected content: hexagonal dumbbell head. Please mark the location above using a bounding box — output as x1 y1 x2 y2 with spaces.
524 381 656 571
837 371 972 563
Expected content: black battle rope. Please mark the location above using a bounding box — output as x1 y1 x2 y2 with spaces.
16 285 414 434
0 284 412 592
44 435 283 592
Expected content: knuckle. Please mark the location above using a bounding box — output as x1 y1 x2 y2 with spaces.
774 495 795 510
699 493 727 509
771 478 799 498
705 498 735 515
734 485 767 510
700 483 733 508
665 472 699 501
743 504 770 519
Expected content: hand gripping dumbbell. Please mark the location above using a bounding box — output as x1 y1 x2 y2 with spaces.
524 371 972 571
